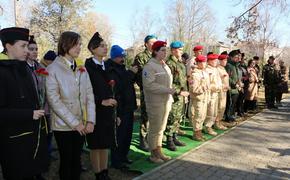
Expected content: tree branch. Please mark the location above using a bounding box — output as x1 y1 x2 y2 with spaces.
238 0 264 19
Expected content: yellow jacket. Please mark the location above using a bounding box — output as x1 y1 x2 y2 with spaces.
0 53 8 60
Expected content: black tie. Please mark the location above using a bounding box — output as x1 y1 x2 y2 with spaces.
71 63 76 71
97 64 104 70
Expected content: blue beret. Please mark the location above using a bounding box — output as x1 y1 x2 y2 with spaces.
144 34 157 43
110 45 126 59
170 41 184 49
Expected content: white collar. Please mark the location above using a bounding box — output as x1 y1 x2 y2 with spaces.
61 56 75 70
27 60 35 67
64 58 74 67
92 57 105 70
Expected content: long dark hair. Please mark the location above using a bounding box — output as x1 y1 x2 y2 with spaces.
152 46 164 58
248 59 254 67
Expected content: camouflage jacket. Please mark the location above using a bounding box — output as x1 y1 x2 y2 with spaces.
132 49 152 89
167 55 188 99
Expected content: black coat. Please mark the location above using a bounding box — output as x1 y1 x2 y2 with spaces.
105 59 137 115
85 58 115 149
0 60 48 179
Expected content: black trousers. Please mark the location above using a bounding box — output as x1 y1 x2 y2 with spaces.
276 92 283 103
225 92 239 120
244 100 256 112
54 131 84 180
265 86 276 107
236 91 246 115
111 111 134 166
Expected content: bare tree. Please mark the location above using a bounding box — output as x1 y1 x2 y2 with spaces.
129 7 161 56
30 0 90 47
78 12 114 58
28 0 113 60
227 0 289 62
165 0 216 54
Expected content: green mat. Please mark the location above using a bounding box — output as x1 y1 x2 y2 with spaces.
127 121 228 173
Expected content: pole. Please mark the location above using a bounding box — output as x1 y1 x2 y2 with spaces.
14 0 17 26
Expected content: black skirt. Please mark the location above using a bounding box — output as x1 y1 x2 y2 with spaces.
86 106 116 149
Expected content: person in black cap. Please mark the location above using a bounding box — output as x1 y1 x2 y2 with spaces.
40 50 57 67
236 52 248 117
0 27 48 180
39 50 58 163
27 35 39 69
224 50 240 123
85 32 116 180
181 52 190 65
262 56 280 108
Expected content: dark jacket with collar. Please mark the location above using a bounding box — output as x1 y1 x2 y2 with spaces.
0 60 48 179
85 57 114 127
105 59 137 116
225 60 239 94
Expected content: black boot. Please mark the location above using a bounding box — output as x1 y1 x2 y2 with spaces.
166 136 177 151
102 169 112 180
253 100 257 110
139 137 149 152
95 172 102 180
173 133 186 146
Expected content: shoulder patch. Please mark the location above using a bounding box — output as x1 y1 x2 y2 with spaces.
143 71 148 78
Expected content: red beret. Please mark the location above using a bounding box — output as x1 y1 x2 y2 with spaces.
207 54 219 61
195 55 207 62
218 54 228 60
152 41 167 51
193 45 203 52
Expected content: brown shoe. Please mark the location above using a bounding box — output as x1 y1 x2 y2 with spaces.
177 129 186 135
149 149 164 163
222 121 237 128
214 122 228 130
193 130 205 141
206 127 218 136
157 146 171 161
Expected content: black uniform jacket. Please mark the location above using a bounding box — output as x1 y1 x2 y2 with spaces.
0 60 48 179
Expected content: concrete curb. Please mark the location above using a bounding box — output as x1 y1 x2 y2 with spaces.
133 110 265 180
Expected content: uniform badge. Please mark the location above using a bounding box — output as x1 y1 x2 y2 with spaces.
143 71 148 78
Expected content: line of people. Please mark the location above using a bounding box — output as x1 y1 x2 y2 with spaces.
0 27 137 180
0 27 288 180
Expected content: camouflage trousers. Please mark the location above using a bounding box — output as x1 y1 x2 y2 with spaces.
217 91 227 121
139 90 149 140
165 96 185 137
205 92 219 128
191 94 208 131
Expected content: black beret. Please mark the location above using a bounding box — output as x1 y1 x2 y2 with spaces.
221 51 228 55
229 50 240 57
253 56 259 60
0 27 29 45
88 32 103 51
43 50 57 61
181 53 189 60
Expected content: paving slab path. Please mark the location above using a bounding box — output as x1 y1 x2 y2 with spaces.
135 98 290 180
